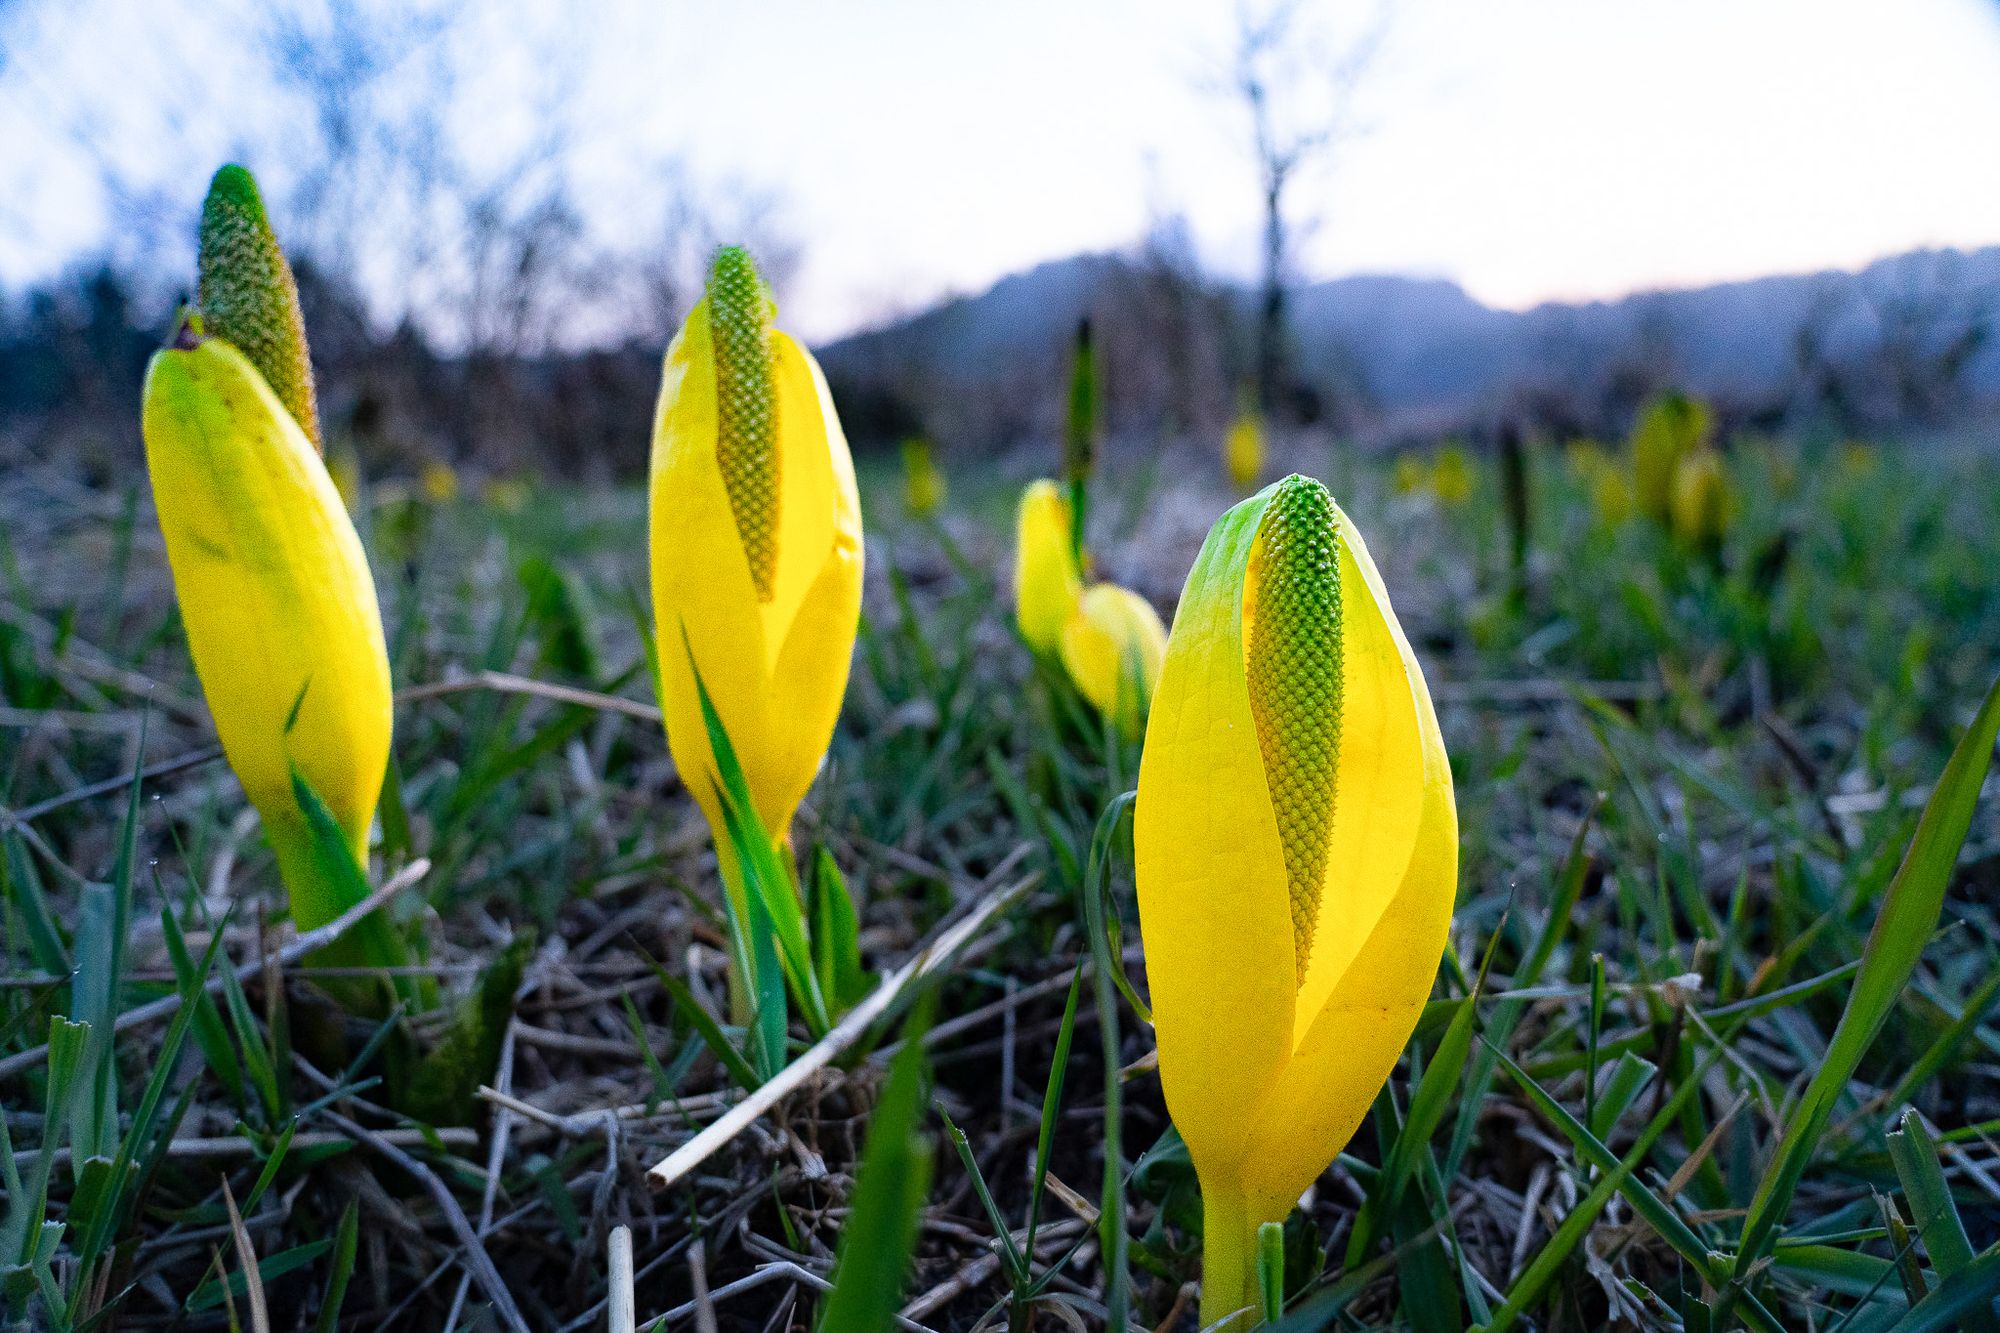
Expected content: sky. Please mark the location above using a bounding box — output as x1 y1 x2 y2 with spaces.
4 0 2000 343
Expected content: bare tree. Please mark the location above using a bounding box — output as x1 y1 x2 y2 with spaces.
1218 0 1390 420
1114 211 1233 439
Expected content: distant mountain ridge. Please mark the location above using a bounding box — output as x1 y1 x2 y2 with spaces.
817 245 2000 447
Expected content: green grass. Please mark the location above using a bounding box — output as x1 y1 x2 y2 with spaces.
2 430 1998 1329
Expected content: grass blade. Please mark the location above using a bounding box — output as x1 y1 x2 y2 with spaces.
935 1105 1027 1284
1887 1109 1998 1331
809 846 871 1014
817 1004 934 1332
639 950 762 1093
313 1200 360 1333
1082 791 1137 1330
1732 672 2000 1288
1026 965 1084 1261
1884 1250 2000 1333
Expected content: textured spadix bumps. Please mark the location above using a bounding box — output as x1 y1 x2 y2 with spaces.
197 165 321 452
1246 477 1344 981
709 248 781 599
1136 475 1456 1328
649 247 863 861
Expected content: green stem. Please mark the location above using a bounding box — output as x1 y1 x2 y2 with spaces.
1199 1184 1264 1330
268 817 411 1014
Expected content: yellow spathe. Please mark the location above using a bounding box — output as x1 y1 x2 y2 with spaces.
1671 447 1732 550
1013 479 1082 655
648 264 864 859
1058 583 1166 741
901 437 945 517
1632 391 1712 526
1135 475 1457 1328
142 335 393 918
1225 412 1265 492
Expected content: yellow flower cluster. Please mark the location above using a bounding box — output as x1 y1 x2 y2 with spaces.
140 164 1461 1332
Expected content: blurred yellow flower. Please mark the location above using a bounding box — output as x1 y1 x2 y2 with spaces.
649 246 864 863
1225 412 1266 492
326 440 364 515
1430 443 1473 507
1058 582 1166 740
484 476 532 513
1014 479 1083 655
420 459 459 504
1566 440 1632 526
901 436 946 517
1839 440 1878 478
1136 475 1456 1328
1392 453 1426 496
1592 461 1634 526
1631 390 1711 526
1671 447 1733 551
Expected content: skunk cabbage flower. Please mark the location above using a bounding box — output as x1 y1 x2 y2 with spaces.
1429 443 1474 507
1059 583 1166 740
1392 453 1426 496
1671 446 1732 552
143 329 393 930
142 166 394 957
1225 412 1265 492
1135 475 1457 1328
1013 479 1083 655
650 247 864 857
420 459 460 504
1632 390 1710 526
901 436 946 517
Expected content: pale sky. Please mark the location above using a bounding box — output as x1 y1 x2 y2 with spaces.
4 0 2000 343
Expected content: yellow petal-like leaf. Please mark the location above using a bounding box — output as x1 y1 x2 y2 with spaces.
142 337 391 906
763 330 848 665
1290 502 1433 1042
650 288 864 858
1239 695 1454 1215
1135 486 1297 1186
1058 583 1166 740
1013 480 1082 654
